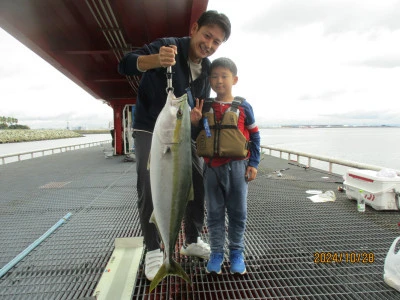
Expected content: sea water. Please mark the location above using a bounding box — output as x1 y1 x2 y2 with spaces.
259 127 400 172
1 128 399 173
0 134 111 157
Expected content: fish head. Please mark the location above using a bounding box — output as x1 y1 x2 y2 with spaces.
155 91 190 145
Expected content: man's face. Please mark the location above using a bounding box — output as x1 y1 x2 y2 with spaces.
189 24 225 63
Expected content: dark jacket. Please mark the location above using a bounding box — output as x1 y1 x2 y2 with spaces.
118 37 211 132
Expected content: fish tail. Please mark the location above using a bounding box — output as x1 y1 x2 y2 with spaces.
188 182 194 201
149 259 192 292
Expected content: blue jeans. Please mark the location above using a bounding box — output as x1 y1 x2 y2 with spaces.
204 160 248 253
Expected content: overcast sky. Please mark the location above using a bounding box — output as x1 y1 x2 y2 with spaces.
0 28 113 130
1 0 400 129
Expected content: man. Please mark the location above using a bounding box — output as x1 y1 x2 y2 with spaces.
118 10 231 281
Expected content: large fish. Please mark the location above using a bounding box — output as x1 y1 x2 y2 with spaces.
149 91 193 292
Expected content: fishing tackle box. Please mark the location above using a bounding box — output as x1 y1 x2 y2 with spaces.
344 168 400 210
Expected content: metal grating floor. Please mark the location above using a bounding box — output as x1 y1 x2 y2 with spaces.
0 145 399 299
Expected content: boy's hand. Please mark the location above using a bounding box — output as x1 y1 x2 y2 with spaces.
245 166 258 182
159 45 177 67
190 98 204 126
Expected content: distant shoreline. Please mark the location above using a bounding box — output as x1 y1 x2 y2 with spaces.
0 129 109 143
1 126 396 143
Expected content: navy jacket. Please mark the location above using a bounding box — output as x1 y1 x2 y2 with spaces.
118 37 211 132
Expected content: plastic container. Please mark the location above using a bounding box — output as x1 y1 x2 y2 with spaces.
344 168 400 210
384 237 400 292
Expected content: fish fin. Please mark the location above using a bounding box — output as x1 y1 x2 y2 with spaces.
162 145 171 155
149 261 167 292
149 211 156 224
188 182 194 201
149 212 163 239
149 258 192 292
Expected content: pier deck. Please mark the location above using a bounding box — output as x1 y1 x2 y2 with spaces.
1 144 399 299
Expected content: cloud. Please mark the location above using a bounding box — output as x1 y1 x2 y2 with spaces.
257 109 400 127
16 109 112 129
329 109 399 120
350 55 400 68
0 27 113 129
319 110 400 126
299 89 347 101
243 0 400 35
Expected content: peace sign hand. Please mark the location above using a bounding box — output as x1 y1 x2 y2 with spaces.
190 98 204 126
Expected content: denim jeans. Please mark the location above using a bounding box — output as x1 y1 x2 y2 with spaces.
204 160 248 253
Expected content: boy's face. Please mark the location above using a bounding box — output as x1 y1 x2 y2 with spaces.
189 24 225 63
209 66 238 97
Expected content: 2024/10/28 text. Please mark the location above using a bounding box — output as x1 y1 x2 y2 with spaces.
314 252 375 264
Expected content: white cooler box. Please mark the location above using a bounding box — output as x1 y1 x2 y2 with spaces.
344 168 400 210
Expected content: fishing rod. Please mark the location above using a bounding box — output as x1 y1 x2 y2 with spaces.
288 160 309 170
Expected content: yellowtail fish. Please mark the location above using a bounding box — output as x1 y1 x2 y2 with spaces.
149 91 193 292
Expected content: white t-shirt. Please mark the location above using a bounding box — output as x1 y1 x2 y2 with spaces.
188 59 201 81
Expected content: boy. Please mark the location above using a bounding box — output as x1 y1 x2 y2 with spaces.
191 57 260 274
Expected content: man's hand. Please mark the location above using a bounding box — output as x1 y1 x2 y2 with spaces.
190 98 204 126
159 45 177 67
245 166 258 182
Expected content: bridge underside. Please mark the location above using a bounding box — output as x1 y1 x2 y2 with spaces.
0 0 208 154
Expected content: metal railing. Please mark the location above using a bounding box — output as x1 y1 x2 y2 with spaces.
2 141 398 176
0 140 112 165
261 144 400 176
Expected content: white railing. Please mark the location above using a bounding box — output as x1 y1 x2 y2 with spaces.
261 145 400 176
0 140 112 165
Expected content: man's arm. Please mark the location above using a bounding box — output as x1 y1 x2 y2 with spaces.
138 46 177 71
118 43 177 76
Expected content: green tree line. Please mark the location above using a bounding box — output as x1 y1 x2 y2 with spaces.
0 116 29 129
0 116 18 125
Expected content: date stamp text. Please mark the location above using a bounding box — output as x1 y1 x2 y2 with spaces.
314 252 375 264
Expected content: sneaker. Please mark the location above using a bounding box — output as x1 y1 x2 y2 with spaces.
145 249 163 281
180 237 210 259
230 250 246 275
206 252 224 274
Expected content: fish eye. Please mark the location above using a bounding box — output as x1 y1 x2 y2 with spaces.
177 109 183 118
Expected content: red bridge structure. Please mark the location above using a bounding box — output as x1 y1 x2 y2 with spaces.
0 0 208 155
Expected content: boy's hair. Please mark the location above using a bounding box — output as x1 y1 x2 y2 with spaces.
197 10 231 42
210 57 237 76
